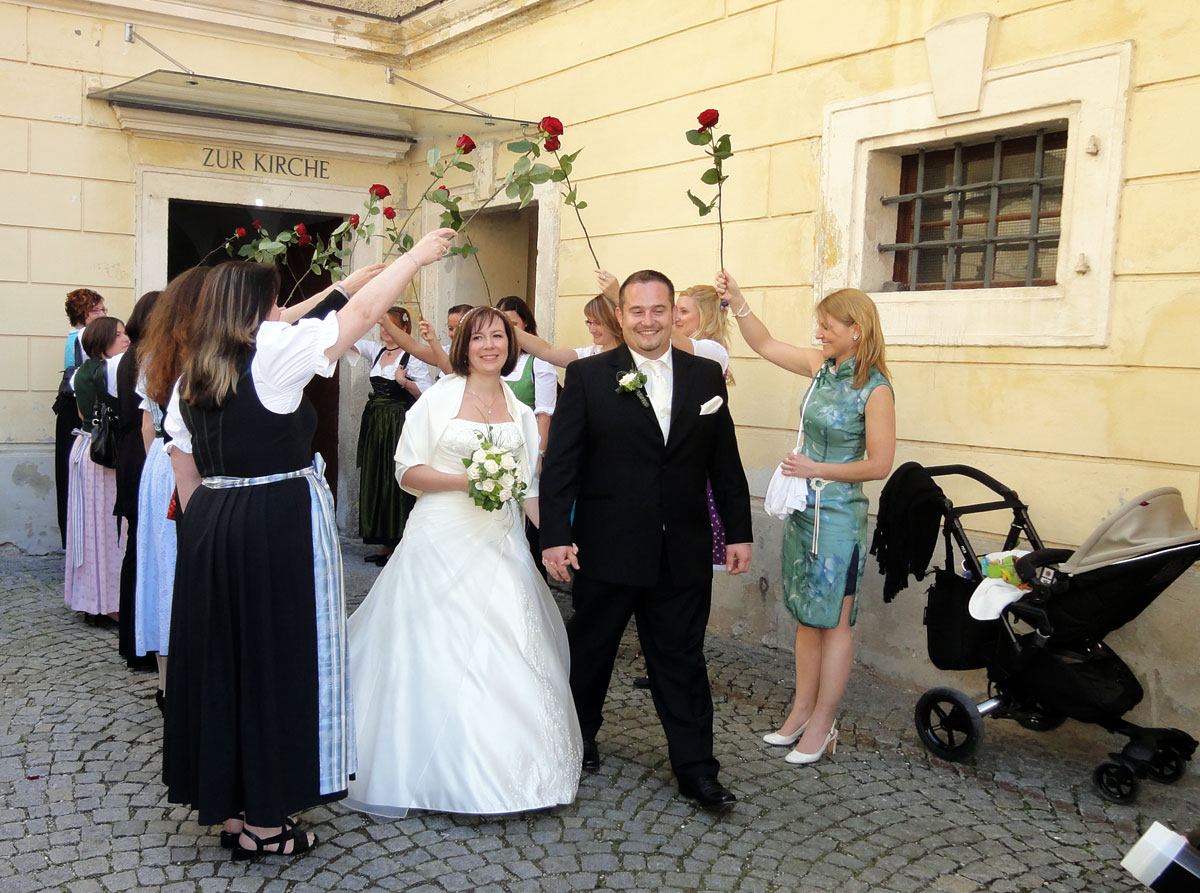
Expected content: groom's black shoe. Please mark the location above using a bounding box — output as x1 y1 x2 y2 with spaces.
678 776 736 811
581 738 600 772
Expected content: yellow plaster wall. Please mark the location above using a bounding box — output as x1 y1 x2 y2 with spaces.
399 0 1200 726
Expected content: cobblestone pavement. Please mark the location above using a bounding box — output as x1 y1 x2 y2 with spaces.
1 544 1195 893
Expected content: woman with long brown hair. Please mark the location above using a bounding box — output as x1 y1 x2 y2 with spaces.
132 267 208 708
719 271 895 766
162 228 453 859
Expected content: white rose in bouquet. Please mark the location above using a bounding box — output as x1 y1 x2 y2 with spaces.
467 464 482 481
499 472 515 490
472 448 488 463
500 453 517 471
498 488 512 502
483 458 500 475
478 479 496 492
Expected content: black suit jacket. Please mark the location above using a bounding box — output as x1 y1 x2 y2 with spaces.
540 344 752 588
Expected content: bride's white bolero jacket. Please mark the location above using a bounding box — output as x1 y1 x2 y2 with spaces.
392 373 542 499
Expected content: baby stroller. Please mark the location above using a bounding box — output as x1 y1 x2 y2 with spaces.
875 464 1199 804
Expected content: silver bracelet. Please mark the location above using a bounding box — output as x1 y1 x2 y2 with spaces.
734 304 753 319
401 252 419 275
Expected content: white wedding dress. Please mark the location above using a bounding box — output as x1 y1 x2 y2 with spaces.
344 419 582 816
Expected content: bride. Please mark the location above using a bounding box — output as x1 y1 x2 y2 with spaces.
345 306 582 816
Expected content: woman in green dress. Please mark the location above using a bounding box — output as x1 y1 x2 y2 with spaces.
719 272 895 765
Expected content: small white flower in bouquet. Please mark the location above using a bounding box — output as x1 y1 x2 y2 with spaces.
462 427 528 512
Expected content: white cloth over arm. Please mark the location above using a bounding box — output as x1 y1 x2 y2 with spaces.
251 312 341 414
394 374 541 499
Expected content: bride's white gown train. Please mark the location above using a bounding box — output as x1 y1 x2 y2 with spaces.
345 419 582 816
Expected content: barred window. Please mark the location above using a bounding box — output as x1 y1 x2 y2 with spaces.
880 125 1067 291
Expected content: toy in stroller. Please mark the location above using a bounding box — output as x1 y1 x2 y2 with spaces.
875 463 1199 804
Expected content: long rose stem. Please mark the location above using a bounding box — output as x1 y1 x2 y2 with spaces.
717 174 725 273
464 233 492 304
554 151 600 268
393 168 445 250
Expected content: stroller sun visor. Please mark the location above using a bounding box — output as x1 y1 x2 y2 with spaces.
1061 487 1200 575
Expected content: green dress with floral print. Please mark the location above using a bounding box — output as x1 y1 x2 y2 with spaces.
782 357 892 629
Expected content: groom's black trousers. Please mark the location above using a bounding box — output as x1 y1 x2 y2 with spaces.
567 557 719 782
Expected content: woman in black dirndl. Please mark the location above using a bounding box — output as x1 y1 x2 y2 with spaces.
163 228 455 860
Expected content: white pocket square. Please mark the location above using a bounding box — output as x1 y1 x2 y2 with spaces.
699 396 723 416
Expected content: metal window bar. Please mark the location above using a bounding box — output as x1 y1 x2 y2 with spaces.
983 135 1003 288
880 173 1064 206
1025 129 1045 287
880 127 1064 289
945 142 964 290
909 150 925 293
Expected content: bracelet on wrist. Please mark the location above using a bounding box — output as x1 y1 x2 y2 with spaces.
734 304 752 319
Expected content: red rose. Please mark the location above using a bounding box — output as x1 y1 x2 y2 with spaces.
544 136 561 152
382 206 396 220
539 116 564 137
435 186 450 198
297 233 312 246
235 227 247 238
251 220 261 229
369 184 391 199
349 214 360 228
295 222 307 235
456 134 476 154
697 108 720 131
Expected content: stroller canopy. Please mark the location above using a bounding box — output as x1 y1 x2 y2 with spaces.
1062 488 1200 575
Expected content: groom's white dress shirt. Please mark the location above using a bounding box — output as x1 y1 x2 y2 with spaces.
633 348 673 441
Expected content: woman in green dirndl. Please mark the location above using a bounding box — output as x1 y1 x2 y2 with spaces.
719 272 896 766
351 306 433 565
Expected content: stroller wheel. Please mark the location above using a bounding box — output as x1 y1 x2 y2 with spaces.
1147 748 1187 784
1016 709 1066 732
1092 761 1138 804
914 687 984 762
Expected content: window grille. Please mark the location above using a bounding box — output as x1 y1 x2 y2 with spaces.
880 126 1067 290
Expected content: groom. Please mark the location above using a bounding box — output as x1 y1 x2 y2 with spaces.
540 269 752 810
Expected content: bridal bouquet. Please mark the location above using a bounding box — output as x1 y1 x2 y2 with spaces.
463 429 527 512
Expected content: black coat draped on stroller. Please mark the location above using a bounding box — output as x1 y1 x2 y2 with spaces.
873 463 1199 804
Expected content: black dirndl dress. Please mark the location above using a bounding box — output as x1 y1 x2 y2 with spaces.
164 362 351 827
357 351 416 547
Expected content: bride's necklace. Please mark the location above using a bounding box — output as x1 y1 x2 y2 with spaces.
466 387 502 418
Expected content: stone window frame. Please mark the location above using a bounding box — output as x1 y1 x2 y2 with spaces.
816 40 1132 347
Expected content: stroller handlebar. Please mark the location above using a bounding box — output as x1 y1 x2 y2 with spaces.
923 464 1022 502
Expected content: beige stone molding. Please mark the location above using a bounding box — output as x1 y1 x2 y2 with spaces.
397 0 590 63
21 0 405 59
925 13 993 117
110 106 412 163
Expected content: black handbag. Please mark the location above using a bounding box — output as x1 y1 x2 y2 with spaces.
89 400 120 468
52 337 85 414
85 361 120 468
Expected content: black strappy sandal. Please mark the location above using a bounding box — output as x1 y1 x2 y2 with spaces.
220 816 299 849
231 825 317 862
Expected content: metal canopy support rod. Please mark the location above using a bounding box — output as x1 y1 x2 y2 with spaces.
384 66 492 119
124 24 194 75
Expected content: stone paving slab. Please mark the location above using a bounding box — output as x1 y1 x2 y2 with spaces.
1 544 1195 892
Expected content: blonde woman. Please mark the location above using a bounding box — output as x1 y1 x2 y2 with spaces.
718 271 895 765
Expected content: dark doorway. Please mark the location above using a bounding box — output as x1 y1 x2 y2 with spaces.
166 199 346 498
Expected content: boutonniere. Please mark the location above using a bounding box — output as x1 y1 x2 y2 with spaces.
615 369 650 407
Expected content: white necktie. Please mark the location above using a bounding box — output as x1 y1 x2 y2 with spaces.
645 359 671 440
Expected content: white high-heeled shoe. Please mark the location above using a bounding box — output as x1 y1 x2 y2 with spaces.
784 724 838 764
762 719 809 746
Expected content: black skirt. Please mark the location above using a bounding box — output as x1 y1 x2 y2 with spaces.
357 388 411 546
